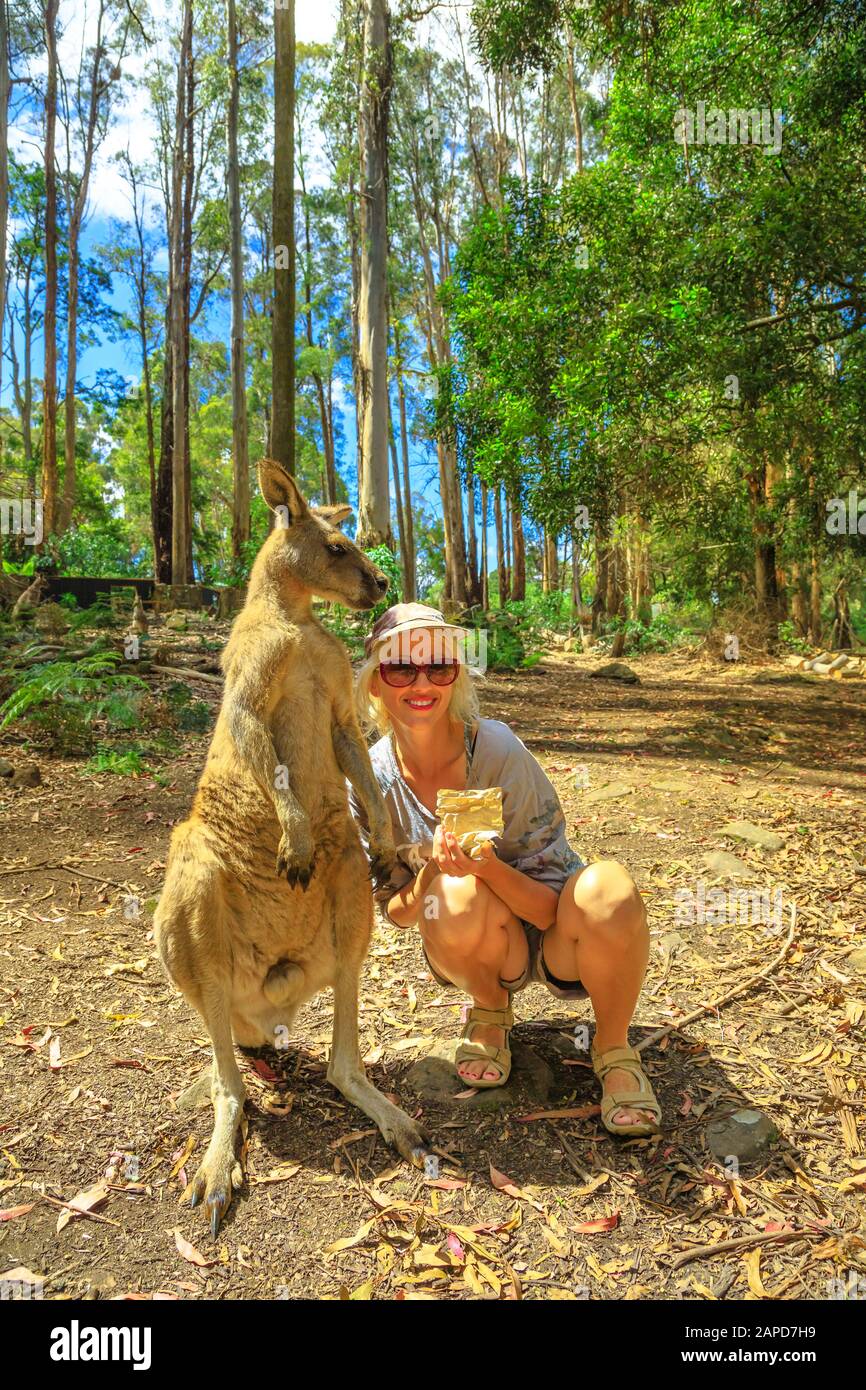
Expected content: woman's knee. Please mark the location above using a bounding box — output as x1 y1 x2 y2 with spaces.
559 860 646 937
420 873 500 954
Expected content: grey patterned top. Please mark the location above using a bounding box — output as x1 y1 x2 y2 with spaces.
347 717 584 920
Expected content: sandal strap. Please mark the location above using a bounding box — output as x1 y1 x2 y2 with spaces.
591 1043 641 1077
602 1090 661 1115
457 1039 510 1068
466 1005 513 1029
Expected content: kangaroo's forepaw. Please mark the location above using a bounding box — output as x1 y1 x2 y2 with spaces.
276 844 316 889
369 840 396 884
186 1148 243 1238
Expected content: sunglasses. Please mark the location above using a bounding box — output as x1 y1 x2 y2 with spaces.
378 661 460 688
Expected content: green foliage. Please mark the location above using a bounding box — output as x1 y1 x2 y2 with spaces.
160 681 212 732
83 746 149 777
67 600 117 632
0 653 147 754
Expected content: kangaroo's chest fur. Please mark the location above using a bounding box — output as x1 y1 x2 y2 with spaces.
163 607 368 1018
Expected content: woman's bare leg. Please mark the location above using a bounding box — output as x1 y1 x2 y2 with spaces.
419 872 527 1083
542 860 654 1127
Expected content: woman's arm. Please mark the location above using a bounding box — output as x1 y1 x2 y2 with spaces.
386 859 440 929
475 852 559 930
431 829 559 931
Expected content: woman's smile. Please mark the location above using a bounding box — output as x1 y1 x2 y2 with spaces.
403 693 437 711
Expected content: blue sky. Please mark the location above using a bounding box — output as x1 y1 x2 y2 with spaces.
4 0 508 567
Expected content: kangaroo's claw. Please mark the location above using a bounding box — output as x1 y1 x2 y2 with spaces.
185 1153 243 1237
276 853 316 888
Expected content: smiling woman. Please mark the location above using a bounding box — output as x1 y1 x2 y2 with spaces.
348 603 662 1133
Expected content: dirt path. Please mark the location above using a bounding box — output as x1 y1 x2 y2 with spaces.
2 652 865 1301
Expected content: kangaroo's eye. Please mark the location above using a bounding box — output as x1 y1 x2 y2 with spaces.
327 542 347 556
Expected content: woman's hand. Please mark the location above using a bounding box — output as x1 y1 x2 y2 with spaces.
432 825 497 880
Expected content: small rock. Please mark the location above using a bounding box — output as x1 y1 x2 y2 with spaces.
164 611 187 631
719 820 783 852
706 1108 779 1163
582 781 635 805
405 1036 552 1112
848 947 866 975
702 851 754 880
651 777 694 794
0 758 14 778
11 764 41 788
589 662 640 684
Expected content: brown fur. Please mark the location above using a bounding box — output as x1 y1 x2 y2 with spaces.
154 460 426 1234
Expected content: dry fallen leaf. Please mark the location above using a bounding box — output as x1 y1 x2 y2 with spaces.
56 1181 111 1234
174 1228 218 1267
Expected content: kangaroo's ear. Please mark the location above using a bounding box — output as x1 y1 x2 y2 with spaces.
314 503 353 527
258 458 309 523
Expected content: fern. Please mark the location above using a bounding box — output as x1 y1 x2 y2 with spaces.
0 653 146 733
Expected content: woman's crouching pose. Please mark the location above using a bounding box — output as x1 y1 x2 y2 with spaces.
349 604 661 1136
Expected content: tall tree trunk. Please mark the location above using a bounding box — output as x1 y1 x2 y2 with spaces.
59 0 108 534
155 305 173 582
480 482 489 609
393 338 416 599
510 495 526 601
182 36 194 579
494 485 508 607
563 20 584 175
356 0 392 548
387 399 409 597
227 0 250 562
466 469 480 604
747 465 779 622
592 516 610 633
41 0 60 541
271 0 296 475
299 125 335 503
543 528 558 593
808 543 822 645
570 526 584 628
0 0 9 403
169 0 193 583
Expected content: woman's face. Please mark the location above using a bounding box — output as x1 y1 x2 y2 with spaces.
371 626 458 736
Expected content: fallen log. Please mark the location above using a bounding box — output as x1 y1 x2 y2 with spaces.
150 663 223 685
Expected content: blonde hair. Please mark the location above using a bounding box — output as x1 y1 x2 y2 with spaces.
355 647 481 740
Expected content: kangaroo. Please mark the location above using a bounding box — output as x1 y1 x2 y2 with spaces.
154 459 428 1235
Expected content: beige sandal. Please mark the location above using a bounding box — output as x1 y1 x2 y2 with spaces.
591 1042 662 1136
456 1005 513 1088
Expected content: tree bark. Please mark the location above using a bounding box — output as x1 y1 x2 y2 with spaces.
510 494 526 601
494 485 508 607
592 516 610 633
59 0 109 534
563 20 584 175
227 0 250 562
466 469 480 605
393 331 416 599
387 399 409 597
356 0 392 548
169 0 193 583
41 0 60 541
271 0 296 476
543 528 558 593
480 483 489 610
808 543 822 645
0 0 9 402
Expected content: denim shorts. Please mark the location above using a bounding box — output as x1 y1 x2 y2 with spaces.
423 920 588 1002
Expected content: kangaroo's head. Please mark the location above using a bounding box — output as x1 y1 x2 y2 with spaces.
257 458 388 610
